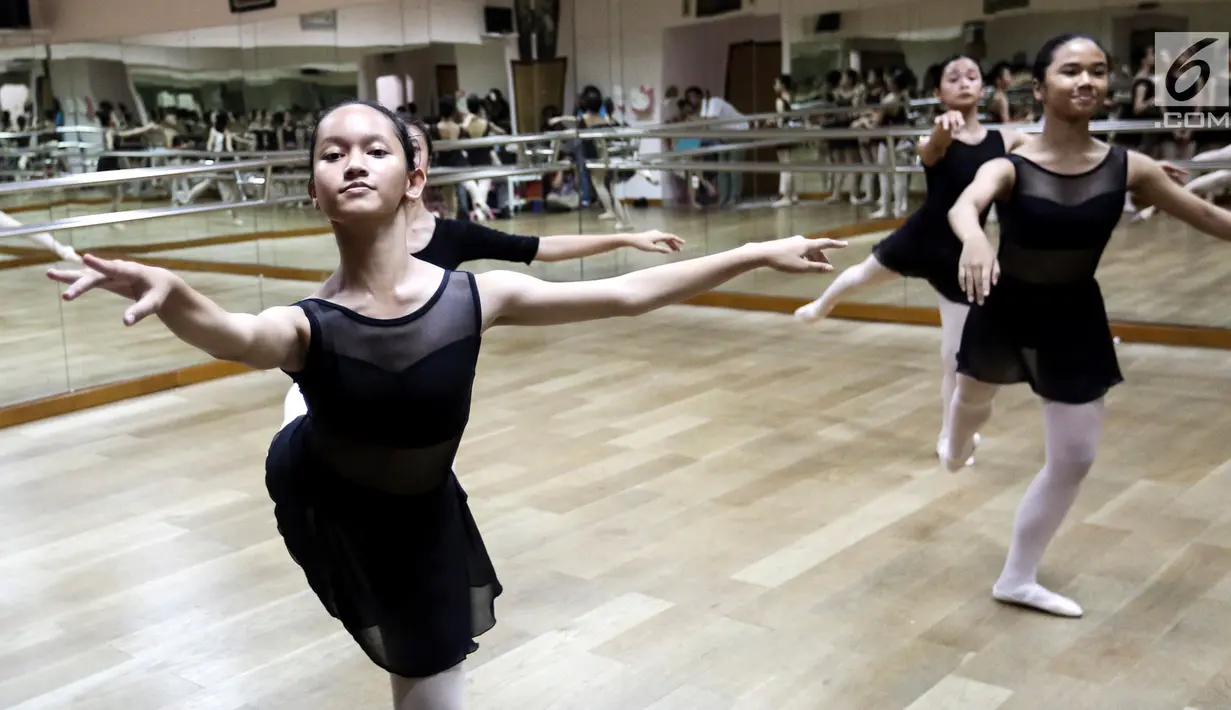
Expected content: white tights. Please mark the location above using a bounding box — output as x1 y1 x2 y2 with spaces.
591 169 632 228
796 258 974 451
0 210 77 261
793 254 897 323
935 298 972 457
390 664 466 710
282 383 308 428
941 375 1104 617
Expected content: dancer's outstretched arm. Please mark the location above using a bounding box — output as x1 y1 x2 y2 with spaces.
949 158 1016 303
917 111 965 166
445 221 685 264
536 230 684 260
1129 153 1231 240
477 236 846 328
47 254 307 371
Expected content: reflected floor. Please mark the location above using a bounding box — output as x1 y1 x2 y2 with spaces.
1 198 1229 405
7 197 1226 325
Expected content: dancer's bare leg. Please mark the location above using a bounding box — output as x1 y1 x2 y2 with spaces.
992 398 1103 618
936 298 980 463
794 254 897 322
940 374 999 471
390 663 466 710
591 169 633 229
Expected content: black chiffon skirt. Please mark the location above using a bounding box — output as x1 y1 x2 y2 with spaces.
871 213 968 305
264 415 501 678
956 278 1123 405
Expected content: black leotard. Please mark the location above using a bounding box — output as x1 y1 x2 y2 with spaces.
871 129 1006 304
267 269 496 679
957 146 1128 405
264 219 540 677
432 123 469 168
465 122 495 167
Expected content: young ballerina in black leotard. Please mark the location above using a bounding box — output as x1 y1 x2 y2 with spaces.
944 33 1231 619
49 100 847 710
796 55 1028 461
280 118 686 427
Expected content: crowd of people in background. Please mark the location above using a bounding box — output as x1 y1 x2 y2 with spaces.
7 39 1229 228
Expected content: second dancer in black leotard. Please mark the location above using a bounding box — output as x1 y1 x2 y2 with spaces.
944 33 1231 619
795 55 1028 461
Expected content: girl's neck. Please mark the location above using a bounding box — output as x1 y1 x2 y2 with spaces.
403 200 438 253
332 210 414 295
1040 110 1094 152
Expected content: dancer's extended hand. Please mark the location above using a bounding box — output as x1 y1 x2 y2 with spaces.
958 234 998 305
627 229 685 254
756 235 847 273
1158 160 1188 184
47 253 178 326
934 110 966 135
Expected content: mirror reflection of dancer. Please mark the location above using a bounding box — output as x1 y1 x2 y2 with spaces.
174 112 248 226
48 100 847 710
0 210 79 262
795 55 1028 463
1131 143 1231 222
944 34 1231 619
279 117 686 427
96 106 160 225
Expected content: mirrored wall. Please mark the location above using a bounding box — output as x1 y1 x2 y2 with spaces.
2 0 1230 413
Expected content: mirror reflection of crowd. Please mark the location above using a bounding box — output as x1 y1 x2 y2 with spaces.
414 89 516 223
538 85 644 230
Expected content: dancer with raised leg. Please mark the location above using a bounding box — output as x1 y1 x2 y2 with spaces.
48 100 846 710
795 55 1028 461
943 33 1231 619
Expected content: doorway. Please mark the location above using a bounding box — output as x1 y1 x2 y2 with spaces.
725 39 781 197
435 64 459 113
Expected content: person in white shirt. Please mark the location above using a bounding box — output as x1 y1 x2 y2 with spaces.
685 86 748 207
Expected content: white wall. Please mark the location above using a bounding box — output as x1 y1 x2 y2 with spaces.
39 0 486 47
37 57 140 130
791 1 1227 81
0 84 30 120
662 14 782 99
566 0 787 199
360 44 458 113
454 37 515 103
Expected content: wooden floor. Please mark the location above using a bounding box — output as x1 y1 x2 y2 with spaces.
3 308 1231 709
1 192 1230 406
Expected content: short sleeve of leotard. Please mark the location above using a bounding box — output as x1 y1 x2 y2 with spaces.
447 220 540 266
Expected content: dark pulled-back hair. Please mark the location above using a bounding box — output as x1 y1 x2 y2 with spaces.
1032 33 1108 81
307 99 417 178
406 116 434 170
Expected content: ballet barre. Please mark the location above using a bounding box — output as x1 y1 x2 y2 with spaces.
0 161 573 241
589 158 1231 175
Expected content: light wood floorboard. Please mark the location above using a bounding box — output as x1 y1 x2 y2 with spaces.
2 308 1231 709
